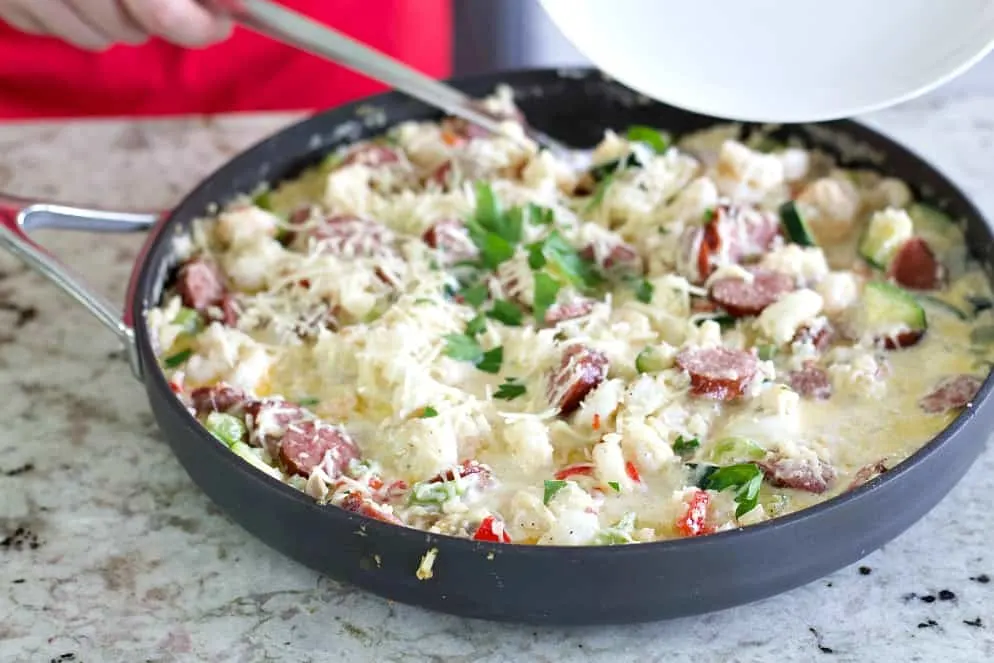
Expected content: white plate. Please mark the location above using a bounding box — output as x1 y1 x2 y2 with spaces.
539 0 994 122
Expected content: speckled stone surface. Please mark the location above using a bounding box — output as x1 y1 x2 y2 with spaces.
1 64 994 662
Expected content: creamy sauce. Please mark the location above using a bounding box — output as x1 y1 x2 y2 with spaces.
147 85 994 546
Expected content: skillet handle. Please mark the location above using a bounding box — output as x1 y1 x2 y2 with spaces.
0 193 160 380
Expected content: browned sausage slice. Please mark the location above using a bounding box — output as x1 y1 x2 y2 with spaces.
675 347 758 401
279 421 359 478
888 237 942 291
918 374 983 414
847 459 890 490
191 383 248 416
244 399 308 448
544 298 596 326
427 459 493 484
547 345 610 415
340 492 404 526
760 456 836 493
709 269 795 317
787 364 832 400
176 257 225 313
296 215 396 260
422 219 479 264
341 144 401 168
580 241 643 277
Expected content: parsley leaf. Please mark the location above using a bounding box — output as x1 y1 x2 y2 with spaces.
672 435 700 456
420 406 439 418
465 314 487 336
443 334 483 363
626 125 671 154
459 282 489 308
494 378 527 400
296 397 321 407
532 271 562 323
588 150 648 182
700 463 764 518
479 233 515 269
477 346 504 374
543 479 567 505
163 348 193 368
585 174 614 212
530 231 600 290
634 279 654 304
608 481 621 492
473 181 502 233
527 203 555 226
487 299 523 327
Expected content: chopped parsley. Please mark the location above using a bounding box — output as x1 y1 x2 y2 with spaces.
588 149 648 182
532 271 563 323
700 463 764 518
163 348 192 368
625 125 671 154
252 190 273 211
528 231 600 290
466 182 524 269
420 406 439 418
672 435 700 456
757 344 778 361
543 479 567 505
487 299 523 327
296 397 321 407
494 378 527 400
465 313 487 336
477 346 504 374
527 203 555 226
172 307 202 333
459 282 489 308
608 481 621 492
634 279 654 304
443 333 484 363
585 174 614 212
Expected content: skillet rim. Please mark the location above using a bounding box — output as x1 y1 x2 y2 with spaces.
131 66 994 558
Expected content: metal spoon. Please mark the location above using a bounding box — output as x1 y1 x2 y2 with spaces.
203 0 574 158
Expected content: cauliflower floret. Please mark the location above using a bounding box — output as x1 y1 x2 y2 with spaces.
866 177 913 211
714 140 785 203
505 490 555 542
828 351 887 400
660 176 719 225
758 244 829 287
324 164 374 216
146 295 184 355
778 148 810 182
685 319 723 348
816 271 862 316
392 122 449 170
185 322 271 392
521 149 576 195
573 378 626 430
537 482 601 545
215 204 279 248
593 433 634 491
758 383 801 416
386 418 459 480
619 417 675 472
756 289 824 345
221 236 286 291
796 177 861 243
624 373 672 415
501 417 554 474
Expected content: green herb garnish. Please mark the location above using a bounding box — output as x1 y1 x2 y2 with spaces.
588 150 647 182
443 334 484 363
459 282 489 308
252 190 273 211
585 174 614 212
757 344 778 361
494 378 527 400
543 479 567 505
532 271 563 323
527 203 556 226
296 397 321 407
700 463 764 518
672 435 700 456
172 307 202 333
634 279 654 304
487 299 524 327
420 406 439 418
163 348 193 368
608 481 621 492
477 346 504 374
528 231 600 290
465 313 487 336
626 125 671 154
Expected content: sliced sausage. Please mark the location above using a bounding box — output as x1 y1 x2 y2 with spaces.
675 347 758 401
428 459 493 484
544 298 596 326
760 456 836 493
279 420 359 478
788 364 832 400
919 374 983 414
847 460 890 490
547 344 610 415
176 257 226 313
888 237 942 291
696 217 724 282
219 293 239 327
580 241 643 277
340 492 404 526
426 161 453 189
191 383 248 416
881 330 926 350
296 214 397 260
341 144 401 168
688 206 781 283
442 104 526 140
245 399 308 448
709 269 795 317
422 219 478 264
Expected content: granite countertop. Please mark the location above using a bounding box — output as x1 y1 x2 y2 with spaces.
1 64 993 663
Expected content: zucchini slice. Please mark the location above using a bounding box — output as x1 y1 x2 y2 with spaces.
779 201 817 247
859 281 927 348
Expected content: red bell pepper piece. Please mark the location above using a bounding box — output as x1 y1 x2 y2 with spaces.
677 489 712 537
625 461 641 483
472 515 511 543
554 463 595 480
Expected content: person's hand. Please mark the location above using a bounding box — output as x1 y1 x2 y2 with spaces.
0 0 232 50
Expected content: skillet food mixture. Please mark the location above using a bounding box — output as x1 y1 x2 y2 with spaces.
148 87 994 545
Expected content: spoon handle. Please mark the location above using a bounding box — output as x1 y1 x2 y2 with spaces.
205 0 551 149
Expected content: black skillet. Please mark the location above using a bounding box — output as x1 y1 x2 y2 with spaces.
1 68 992 626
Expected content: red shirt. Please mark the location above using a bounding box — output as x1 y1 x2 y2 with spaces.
0 0 451 119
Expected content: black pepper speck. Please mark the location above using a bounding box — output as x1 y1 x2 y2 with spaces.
12 578 24 584
970 574 990 584
920 595 936 604
938 589 956 601
2 463 34 477
917 619 939 629
858 566 872 576
964 618 983 628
